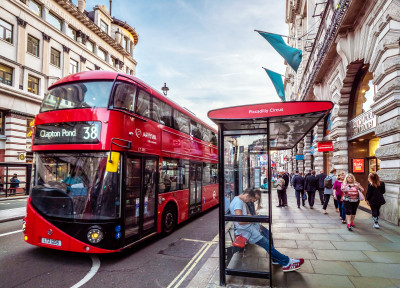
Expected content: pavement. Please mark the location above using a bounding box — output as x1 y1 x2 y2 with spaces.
0 195 27 223
2 192 400 287
187 187 400 288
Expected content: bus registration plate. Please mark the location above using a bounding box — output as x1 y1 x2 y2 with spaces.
41 238 62 246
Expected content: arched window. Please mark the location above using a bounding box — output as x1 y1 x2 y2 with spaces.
351 65 375 118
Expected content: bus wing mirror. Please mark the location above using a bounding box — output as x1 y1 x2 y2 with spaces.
106 152 120 173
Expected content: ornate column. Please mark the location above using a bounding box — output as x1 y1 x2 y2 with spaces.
297 141 304 174
287 149 293 173
313 120 325 173
303 133 312 172
62 45 70 76
42 33 51 75
80 56 86 72
370 2 400 225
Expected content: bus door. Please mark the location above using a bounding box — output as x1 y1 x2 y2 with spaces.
189 162 202 216
124 155 157 241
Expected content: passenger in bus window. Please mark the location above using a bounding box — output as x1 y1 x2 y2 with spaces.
62 170 83 192
163 172 172 193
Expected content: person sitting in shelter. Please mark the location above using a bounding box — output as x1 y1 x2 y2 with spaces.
10 174 20 195
230 188 304 272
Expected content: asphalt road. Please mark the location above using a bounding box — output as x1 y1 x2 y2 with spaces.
0 206 219 288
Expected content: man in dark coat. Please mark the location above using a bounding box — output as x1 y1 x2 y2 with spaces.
282 171 290 206
292 171 305 208
304 170 318 208
315 169 327 205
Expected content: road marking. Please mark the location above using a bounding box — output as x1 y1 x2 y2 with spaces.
181 238 208 243
167 241 214 288
0 230 22 237
70 255 100 288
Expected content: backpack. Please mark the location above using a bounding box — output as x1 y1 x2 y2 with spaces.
324 176 333 189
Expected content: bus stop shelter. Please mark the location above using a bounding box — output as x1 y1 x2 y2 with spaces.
208 101 333 287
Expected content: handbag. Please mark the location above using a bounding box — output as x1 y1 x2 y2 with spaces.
232 235 248 248
358 191 365 201
302 193 307 200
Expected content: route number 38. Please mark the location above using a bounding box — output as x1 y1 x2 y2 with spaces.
83 126 98 140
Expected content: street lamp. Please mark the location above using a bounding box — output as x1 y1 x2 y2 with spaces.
161 83 169 96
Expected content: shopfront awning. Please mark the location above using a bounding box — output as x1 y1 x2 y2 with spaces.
208 101 333 150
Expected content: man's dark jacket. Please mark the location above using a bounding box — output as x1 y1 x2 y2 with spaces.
315 173 327 189
305 175 318 192
293 175 305 191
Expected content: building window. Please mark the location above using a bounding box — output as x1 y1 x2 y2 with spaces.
86 40 94 52
0 63 13 86
122 37 127 50
0 18 13 43
27 34 39 56
69 58 78 74
66 26 77 40
352 66 375 118
28 75 39 95
50 48 60 67
98 48 106 61
100 20 108 34
48 12 62 31
29 0 42 17
111 57 118 68
0 110 4 135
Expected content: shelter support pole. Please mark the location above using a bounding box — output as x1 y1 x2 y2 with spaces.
267 118 273 288
218 125 226 286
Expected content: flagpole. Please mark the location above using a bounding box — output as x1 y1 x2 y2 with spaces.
255 29 314 43
262 67 285 78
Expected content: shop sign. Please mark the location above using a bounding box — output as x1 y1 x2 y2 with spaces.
296 155 304 160
348 110 376 139
318 142 333 152
352 159 365 173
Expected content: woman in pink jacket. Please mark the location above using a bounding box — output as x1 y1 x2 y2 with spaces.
341 173 364 231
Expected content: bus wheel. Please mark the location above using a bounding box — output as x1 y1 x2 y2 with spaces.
162 204 177 235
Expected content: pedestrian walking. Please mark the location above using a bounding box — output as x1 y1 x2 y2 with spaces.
366 173 386 229
315 169 327 205
342 173 364 231
322 168 337 214
292 171 305 208
282 171 289 206
275 174 285 207
333 171 346 224
304 170 318 208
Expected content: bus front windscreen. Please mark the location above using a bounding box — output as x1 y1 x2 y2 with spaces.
41 81 113 112
31 152 121 220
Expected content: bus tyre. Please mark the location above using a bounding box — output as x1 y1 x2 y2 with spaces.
162 204 177 235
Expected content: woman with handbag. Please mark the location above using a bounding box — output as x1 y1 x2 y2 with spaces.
366 173 386 229
275 174 286 207
341 173 364 231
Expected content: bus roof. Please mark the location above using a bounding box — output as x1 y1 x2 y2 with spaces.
208 101 333 150
49 71 217 133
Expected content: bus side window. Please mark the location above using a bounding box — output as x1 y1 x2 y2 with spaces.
159 101 173 127
113 82 137 111
202 162 211 185
173 110 189 134
202 126 211 143
190 120 202 140
210 164 218 183
135 90 151 119
210 132 217 146
152 96 162 123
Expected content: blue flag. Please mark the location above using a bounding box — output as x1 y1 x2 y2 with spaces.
258 32 302 72
264 68 285 102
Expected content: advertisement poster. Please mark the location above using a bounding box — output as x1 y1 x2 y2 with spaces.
353 159 365 173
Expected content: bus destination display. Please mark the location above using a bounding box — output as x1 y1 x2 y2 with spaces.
34 121 101 145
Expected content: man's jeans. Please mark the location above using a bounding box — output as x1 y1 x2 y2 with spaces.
255 226 290 266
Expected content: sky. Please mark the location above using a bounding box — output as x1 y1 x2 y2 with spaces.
82 0 288 127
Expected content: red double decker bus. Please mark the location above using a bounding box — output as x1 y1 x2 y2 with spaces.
23 71 219 253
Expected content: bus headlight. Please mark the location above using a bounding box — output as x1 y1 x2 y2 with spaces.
87 227 104 244
22 220 26 232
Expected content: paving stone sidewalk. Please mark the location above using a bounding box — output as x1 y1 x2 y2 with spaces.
187 187 400 288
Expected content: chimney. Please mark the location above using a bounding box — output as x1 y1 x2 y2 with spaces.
78 0 85 12
109 0 112 17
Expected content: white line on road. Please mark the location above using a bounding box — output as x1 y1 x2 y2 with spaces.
70 255 101 288
0 230 22 237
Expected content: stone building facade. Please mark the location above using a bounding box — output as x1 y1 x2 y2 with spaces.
283 0 400 225
0 0 138 191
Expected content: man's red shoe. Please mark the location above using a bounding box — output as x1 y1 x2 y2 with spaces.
282 258 304 272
